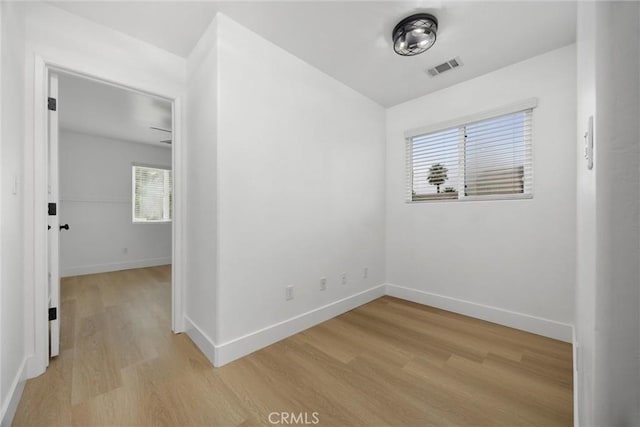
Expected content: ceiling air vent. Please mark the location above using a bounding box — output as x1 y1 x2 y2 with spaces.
426 57 463 77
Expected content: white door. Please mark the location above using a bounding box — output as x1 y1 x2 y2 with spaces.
47 72 60 357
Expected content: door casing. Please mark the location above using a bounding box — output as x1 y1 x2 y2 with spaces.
29 55 185 377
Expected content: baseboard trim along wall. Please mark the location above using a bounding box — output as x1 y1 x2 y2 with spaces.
61 257 171 277
185 284 387 367
385 284 573 342
184 315 218 366
0 358 27 427
184 283 573 369
216 284 387 366
572 327 579 427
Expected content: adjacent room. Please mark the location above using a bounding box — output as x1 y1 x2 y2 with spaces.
37 71 176 391
57 73 173 280
0 1 638 426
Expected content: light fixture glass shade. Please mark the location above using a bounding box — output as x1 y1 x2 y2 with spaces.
393 14 438 56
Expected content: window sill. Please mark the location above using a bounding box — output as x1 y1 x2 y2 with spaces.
408 193 533 203
412 193 459 202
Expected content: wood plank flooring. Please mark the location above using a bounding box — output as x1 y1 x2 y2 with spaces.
13 266 573 426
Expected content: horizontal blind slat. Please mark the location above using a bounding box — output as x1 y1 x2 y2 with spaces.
466 134 529 146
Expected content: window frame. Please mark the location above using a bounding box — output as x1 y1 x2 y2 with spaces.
405 98 537 203
131 163 173 224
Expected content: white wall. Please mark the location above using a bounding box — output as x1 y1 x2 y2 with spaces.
59 130 171 277
595 5 640 422
184 17 219 346
575 3 597 424
0 1 27 425
183 14 386 364
216 15 386 346
23 2 186 378
385 45 577 341
575 2 640 425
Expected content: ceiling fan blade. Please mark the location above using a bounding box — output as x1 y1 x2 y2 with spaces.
150 126 172 133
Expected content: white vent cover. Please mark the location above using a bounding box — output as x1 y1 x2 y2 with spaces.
426 57 463 77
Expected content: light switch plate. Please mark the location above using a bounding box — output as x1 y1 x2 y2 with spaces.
585 115 594 170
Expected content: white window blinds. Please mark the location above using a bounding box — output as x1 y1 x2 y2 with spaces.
410 127 462 200
465 111 532 197
407 107 533 202
133 165 172 222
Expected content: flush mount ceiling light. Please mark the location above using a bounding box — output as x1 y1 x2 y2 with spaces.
392 13 438 56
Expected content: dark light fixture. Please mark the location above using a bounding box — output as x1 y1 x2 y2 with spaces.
392 13 438 56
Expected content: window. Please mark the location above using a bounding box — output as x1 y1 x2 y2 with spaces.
407 105 533 202
132 165 172 222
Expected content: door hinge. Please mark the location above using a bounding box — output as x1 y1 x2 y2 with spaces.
48 202 56 216
48 307 57 321
48 97 57 111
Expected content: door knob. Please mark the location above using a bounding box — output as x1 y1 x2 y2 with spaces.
60 224 69 230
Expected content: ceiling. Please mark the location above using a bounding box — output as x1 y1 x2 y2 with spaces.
58 72 172 146
51 1 577 107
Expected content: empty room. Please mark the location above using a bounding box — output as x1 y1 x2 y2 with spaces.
0 1 638 426
53 71 175 382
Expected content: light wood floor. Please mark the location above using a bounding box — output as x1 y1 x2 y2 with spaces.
14 266 573 426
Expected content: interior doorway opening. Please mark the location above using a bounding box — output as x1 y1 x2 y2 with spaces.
42 65 183 363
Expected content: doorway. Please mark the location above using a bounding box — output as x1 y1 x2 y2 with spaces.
34 62 184 370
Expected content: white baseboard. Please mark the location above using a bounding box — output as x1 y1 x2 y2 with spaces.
215 285 386 366
25 353 46 380
184 315 218 367
385 284 573 342
184 283 572 370
61 257 171 277
572 328 579 427
0 358 27 427
184 285 386 368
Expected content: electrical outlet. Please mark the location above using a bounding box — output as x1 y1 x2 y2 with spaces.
320 277 327 291
341 272 347 285
286 285 294 301
363 267 368 279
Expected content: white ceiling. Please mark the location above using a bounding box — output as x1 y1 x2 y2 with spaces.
51 1 577 107
58 72 172 146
